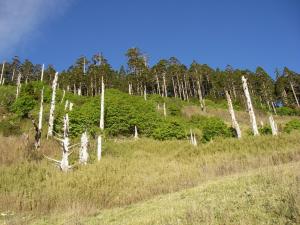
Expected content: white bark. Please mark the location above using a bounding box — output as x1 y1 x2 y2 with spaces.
163 73 167 97
97 135 102 161
290 81 299 107
156 75 161 96
47 72 58 138
79 131 89 164
197 79 205 111
134 126 138 139
0 61 5 85
64 100 69 110
163 102 167 117
60 89 65 104
100 76 105 130
242 76 259 136
271 102 277 115
69 102 73 111
144 85 147 100
225 90 241 138
11 69 15 81
1 78 5 85
193 133 197 146
269 115 278 136
16 73 21 99
38 88 44 131
40 64 44 81
60 114 70 172
190 129 194 145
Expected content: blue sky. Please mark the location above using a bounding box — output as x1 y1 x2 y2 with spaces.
0 0 299 76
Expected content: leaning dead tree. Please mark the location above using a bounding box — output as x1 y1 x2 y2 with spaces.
242 76 259 136
98 76 105 161
47 72 58 138
197 79 205 111
225 90 241 138
290 81 300 107
269 115 278 136
0 61 5 85
40 64 44 81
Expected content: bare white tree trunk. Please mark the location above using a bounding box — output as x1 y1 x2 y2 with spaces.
11 69 15 81
16 73 22 99
40 64 44 81
69 102 73 111
290 81 299 107
100 76 105 130
0 61 5 85
242 76 259 136
163 73 167 97
190 129 197 146
97 135 102 161
65 100 69 110
197 79 205 111
47 72 58 138
225 90 241 138
190 129 194 145
144 85 147 100
271 102 277 115
163 102 167 117
1 78 5 85
156 75 161 96
269 115 278 136
98 76 105 161
60 114 70 172
134 126 138 139
79 131 89 164
60 89 65 104
35 88 44 148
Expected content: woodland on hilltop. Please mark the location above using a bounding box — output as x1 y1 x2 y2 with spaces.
0 47 300 112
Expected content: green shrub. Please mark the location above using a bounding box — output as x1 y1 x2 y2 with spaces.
167 101 182 116
276 107 300 116
259 126 272 135
190 116 232 142
284 119 300 133
152 120 186 140
11 95 37 118
0 120 22 136
0 86 16 109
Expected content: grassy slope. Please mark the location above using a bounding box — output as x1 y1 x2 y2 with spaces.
1 134 300 224
28 162 300 225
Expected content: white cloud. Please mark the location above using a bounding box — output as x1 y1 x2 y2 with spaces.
0 0 72 58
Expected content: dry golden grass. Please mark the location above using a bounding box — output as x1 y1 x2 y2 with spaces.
0 132 300 224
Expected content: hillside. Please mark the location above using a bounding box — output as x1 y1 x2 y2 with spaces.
0 82 300 224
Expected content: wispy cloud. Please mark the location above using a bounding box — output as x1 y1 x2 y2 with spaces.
0 0 72 58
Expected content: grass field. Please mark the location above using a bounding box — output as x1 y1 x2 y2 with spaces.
1 133 300 224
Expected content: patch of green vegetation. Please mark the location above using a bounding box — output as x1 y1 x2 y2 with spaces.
284 119 300 133
277 107 300 116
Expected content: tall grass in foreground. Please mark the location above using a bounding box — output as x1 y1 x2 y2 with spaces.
0 133 300 220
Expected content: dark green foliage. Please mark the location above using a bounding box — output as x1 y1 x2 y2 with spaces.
284 119 300 133
0 86 16 109
105 89 162 137
167 101 182 116
276 107 300 116
11 95 37 118
190 116 232 142
259 126 272 135
152 119 186 140
0 120 22 136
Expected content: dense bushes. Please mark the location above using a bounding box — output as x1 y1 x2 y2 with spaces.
152 119 186 140
276 107 300 116
11 95 37 118
284 119 300 133
189 116 232 142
